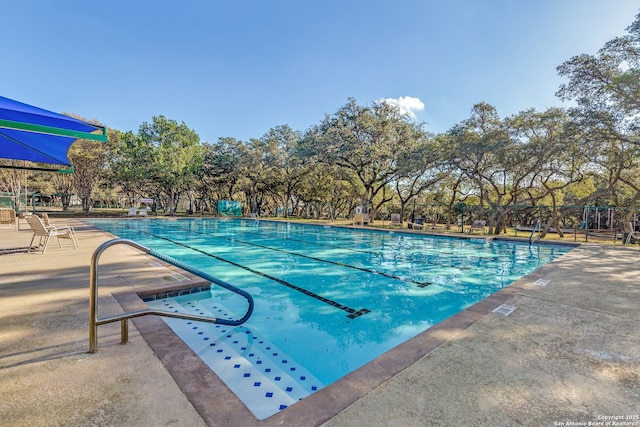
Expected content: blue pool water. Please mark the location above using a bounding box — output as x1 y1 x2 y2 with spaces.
88 218 572 419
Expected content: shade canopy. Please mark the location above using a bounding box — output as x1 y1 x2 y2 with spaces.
0 95 107 169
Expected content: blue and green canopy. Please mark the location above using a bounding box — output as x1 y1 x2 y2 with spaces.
0 95 107 170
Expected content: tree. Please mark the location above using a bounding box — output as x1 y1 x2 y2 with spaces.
259 125 308 217
197 138 242 212
50 171 74 210
446 103 510 232
294 163 356 219
68 138 107 214
556 11 640 229
138 116 203 216
109 130 153 207
236 138 268 215
394 133 447 226
557 11 640 117
65 123 114 214
303 98 427 220
504 108 585 236
0 160 25 209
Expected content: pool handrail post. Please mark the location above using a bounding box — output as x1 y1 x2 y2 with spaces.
90 238 150 353
89 238 254 354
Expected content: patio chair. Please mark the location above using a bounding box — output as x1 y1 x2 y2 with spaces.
0 208 17 229
408 218 424 230
353 213 370 226
138 207 148 217
467 220 487 235
624 222 640 245
26 214 77 254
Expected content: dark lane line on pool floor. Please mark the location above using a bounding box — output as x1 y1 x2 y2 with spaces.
236 223 458 270
123 224 370 319
212 219 463 275
162 221 431 287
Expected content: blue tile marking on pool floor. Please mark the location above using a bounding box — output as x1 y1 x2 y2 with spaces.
148 297 323 420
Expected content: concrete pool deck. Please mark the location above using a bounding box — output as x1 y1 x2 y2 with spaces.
0 218 638 426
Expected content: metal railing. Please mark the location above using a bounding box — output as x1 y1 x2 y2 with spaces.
529 220 541 245
89 238 254 353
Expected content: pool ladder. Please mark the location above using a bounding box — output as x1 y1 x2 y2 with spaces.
529 220 542 245
89 238 254 353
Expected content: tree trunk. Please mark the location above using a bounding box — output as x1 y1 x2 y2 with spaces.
399 202 407 227
61 194 70 211
82 196 91 214
169 189 176 216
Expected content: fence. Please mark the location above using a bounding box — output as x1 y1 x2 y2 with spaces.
378 203 640 242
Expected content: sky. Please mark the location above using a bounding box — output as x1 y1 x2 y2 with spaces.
2 1 638 143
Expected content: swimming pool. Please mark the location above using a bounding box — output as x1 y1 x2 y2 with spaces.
88 218 572 419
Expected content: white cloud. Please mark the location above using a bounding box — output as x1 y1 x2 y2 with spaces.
380 96 425 118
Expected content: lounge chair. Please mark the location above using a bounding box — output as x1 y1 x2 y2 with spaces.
138 207 148 217
408 218 424 230
0 208 17 229
467 220 487 235
26 214 77 254
127 207 137 217
353 213 370 226
624 222 640 245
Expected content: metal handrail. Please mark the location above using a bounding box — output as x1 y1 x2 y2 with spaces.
529 220 541 245
89 238 254 353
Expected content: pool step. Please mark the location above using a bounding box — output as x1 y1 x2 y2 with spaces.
151 297 323 419
187 299 323 393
